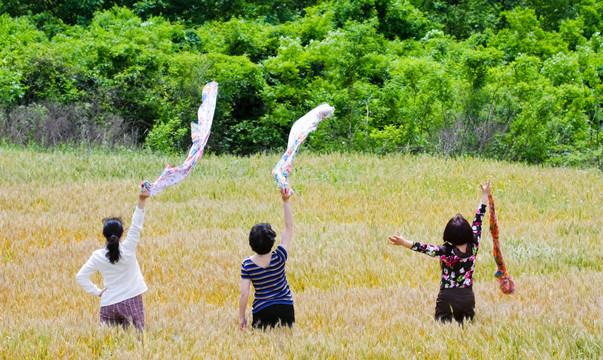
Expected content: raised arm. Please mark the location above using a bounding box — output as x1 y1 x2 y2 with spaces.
280 189 293 252
470 179 491 244
480 179 491 207
121 190 150 251
138 190 150 210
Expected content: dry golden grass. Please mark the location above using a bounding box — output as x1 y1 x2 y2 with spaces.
0 148 601 359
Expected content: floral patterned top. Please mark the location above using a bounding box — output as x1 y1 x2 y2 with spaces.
411 204 487 289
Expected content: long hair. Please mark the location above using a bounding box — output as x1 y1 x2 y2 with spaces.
443 214 473 246
103 218 123 264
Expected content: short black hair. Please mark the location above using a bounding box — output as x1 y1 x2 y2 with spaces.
443 214 474 246
249 223 276 255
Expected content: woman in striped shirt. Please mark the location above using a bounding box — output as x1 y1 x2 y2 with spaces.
239 189 294 329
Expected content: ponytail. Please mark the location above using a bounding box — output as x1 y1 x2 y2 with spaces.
106 234 121 264
102 218 123 264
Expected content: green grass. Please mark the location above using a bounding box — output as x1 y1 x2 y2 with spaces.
0 147 601 359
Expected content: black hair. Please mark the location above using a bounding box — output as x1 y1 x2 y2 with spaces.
103 218 123 264
443 214 474 246
249 223 276 255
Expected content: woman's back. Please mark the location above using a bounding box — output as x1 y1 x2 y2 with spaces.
76 206 148 306
241 245 292 313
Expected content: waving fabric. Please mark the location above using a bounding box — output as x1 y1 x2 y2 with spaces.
489 194 515 295
272 104 335 194
141 81 218 196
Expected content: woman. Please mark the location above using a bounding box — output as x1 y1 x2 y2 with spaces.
76 189 150 331
388 179 491 324
239 188 294 329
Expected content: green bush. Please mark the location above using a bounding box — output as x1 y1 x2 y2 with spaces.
0 2 600 168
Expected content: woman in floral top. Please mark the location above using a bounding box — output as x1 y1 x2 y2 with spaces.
388 179 491 324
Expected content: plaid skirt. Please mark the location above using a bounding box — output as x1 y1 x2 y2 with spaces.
100 294 145 330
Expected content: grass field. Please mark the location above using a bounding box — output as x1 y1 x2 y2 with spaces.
0 147 601 359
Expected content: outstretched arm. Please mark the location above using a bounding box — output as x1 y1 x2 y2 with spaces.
389 232 446 257
280 189 293 252
388 232 413 249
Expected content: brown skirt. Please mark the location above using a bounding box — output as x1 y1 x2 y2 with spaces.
434 287 475 324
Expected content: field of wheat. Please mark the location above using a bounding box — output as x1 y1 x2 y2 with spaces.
0 147 601 359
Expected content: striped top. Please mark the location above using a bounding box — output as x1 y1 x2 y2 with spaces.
241 245 293 313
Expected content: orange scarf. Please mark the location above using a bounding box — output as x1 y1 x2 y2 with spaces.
489 194 515 294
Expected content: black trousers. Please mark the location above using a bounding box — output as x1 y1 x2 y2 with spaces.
252 303 295 329
434 287 475 324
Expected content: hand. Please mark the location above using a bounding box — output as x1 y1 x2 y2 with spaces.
139 190 151 200
281 187 293 202
480 179 491 196
388 232 412 248
99 288 107 297
239 317 247 330
388 232 406 245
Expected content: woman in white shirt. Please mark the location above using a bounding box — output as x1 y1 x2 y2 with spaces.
76 190 150 330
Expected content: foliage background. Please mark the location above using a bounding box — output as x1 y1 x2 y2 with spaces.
0 0 602 168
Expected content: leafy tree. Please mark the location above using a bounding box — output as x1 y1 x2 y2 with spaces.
372 57 453 152
490 7 567 60
331 0 433 40
0 15 47 107
0 1 600 167
411 0 527 39
527 0 575 32
148 52 267 154
304 20 388 150
559 17 587 51
575 0 603 38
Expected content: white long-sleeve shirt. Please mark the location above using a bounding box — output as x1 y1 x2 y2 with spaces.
76 207 148 306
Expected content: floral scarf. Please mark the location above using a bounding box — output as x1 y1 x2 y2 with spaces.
141 81 218 196
272 104 334 194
